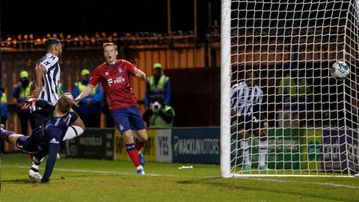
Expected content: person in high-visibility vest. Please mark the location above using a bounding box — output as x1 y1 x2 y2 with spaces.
143 63 172 127
144 63 171 109
0 85 8 153
277 70 312 128
58 82 67 96
12 70 32 135
72 68 103 127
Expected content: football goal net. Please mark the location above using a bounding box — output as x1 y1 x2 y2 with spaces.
221 0 359 177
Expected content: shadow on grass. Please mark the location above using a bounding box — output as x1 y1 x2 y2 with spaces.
177 177 355 202
1 178 40 185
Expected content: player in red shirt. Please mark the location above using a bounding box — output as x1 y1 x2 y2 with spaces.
75 42 148 174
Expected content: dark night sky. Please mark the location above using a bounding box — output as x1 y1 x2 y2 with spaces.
0 0 220 37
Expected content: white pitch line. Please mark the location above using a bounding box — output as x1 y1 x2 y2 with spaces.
3 164 191 178
4 165 359 189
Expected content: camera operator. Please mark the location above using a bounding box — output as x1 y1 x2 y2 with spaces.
143 100 175 128
143 62 174 128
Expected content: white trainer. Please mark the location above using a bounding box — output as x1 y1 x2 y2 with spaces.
136 166 145 175
29 169 42 182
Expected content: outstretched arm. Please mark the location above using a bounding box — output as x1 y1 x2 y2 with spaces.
74 84 95 104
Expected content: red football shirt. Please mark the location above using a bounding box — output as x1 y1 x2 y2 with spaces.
89 59 138 111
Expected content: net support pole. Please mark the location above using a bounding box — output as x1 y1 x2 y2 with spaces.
220 0 231 178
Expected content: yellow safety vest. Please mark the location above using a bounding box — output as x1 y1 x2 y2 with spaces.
298 79 311 95
58 83 65 96
278 76 296 95
75 82 98 95
278 76 310 96
149 75 169 91
19 82 33 99
148 75 169 103
1 92 7 103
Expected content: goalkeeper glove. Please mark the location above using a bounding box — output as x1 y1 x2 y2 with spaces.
21 98 37 112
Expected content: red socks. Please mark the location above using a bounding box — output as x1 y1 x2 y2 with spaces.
126 143 140 167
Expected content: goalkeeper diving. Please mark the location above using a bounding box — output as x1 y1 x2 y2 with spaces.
1 93 85 182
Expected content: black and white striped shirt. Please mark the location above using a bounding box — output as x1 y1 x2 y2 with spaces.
230 82 263 116
34 53 61 111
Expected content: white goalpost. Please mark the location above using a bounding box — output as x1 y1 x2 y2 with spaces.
221 0 359 177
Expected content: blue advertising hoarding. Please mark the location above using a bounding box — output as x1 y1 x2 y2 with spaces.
172 127 220 164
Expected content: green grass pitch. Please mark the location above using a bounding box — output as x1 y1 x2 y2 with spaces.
1 153 359 202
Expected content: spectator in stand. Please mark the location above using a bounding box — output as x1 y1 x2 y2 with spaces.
13 70 33 135
0 84 8 153
58 82 67 96
72 68 103 127
277 70 312 128
143 62 172 128
102 92 115 127
144 63 171 110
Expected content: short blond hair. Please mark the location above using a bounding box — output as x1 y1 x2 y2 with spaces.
57 94 73 114
102 42 117 51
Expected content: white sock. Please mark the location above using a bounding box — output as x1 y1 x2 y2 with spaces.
136 165 144 170
31 162 40 172
259 139 268 166
240 139 250 165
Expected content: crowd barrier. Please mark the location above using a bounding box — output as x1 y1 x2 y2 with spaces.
66 127 359 172
66 127 220 164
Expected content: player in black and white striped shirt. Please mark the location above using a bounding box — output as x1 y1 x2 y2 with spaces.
28 38 74 180
30 38 62 129
231 71 268 171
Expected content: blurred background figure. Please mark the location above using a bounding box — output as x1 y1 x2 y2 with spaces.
1 84 8 153
58 82 67 96
143 101 175 128
276 70 312 128
12 70 32 135
72 68 103 127
144 63 171 108
143 62 173 127
58 71 67 96
102 92 115 127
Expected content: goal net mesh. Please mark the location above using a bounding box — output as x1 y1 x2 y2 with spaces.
224 0 359 176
